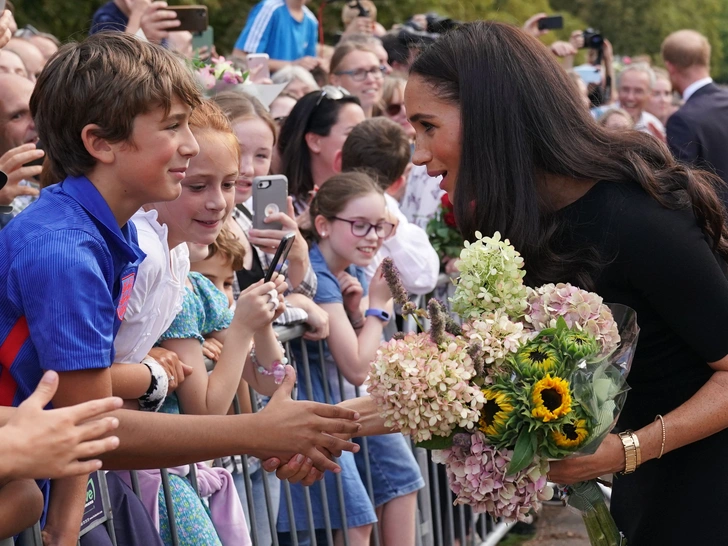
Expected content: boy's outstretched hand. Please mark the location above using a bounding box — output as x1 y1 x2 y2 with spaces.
2 371 122 480
253 366 360 474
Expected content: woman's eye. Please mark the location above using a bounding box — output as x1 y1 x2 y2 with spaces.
421 121 435 133
188 185 204 192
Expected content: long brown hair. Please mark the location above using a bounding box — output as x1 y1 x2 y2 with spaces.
411 21 728 287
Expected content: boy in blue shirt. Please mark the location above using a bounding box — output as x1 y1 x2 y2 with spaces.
0 32 360 544
232 0 323 73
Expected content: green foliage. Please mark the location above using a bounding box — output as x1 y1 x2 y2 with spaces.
12 0 728 80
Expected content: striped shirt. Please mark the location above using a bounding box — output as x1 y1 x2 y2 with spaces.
234 0 317 61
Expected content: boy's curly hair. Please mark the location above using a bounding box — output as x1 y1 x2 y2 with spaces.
208 227 246 271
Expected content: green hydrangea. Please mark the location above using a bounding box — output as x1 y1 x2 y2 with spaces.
450 231 529 320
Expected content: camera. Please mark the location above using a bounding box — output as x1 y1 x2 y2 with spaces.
425 13 459 34
582 28 604 50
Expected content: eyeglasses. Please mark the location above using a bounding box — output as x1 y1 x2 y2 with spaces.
274 116 288 125
315 85 351 107
386 103 404 117
334 66 386 82
332 217 395 239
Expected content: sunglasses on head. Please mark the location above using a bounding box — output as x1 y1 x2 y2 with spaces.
315 85 351 107
386 103 404 117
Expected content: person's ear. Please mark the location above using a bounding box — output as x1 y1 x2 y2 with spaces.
333 149 343 173
81 124 116 165
314 214 330 238
386 174 406 197
305 132 322 154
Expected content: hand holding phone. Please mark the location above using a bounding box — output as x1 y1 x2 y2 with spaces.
247 53 271 83
537 15 564 31
170 5 208 33
253 175 288 230
265 232 296 283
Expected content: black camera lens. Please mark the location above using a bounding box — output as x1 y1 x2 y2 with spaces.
582 28 604 49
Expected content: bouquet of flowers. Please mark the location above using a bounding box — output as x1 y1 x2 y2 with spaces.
369 232 639 545
426 194 464 270
193 56 247 90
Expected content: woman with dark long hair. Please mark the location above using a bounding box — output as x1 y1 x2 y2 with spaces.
322 20 728 545
277 88 365 214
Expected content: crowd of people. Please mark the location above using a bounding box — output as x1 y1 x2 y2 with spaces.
0 0 727 545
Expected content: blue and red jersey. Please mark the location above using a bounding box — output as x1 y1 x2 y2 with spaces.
0 175 145 407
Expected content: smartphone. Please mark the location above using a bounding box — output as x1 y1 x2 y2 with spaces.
264 232 296 283
537 15 563 31
253 175 288 230
192 26 214 52
24 141 44 169
573 65 602 85
170 5 208 33
247 53 270 83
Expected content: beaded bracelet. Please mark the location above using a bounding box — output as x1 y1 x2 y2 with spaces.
138 356 169 412
250 341 288 384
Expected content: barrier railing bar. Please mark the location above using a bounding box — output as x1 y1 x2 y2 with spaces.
130 470 142 500
316 339 348 546
100 473 118 546
160 468 180 546
188 463 200 498
354 385 381 546
429 457 444 546
458 504 466 545
297 338 320 546
282 480 299 546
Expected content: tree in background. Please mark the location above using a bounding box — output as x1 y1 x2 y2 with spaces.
11 0 728 80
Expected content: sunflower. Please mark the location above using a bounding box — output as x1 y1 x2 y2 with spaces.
556 329 600 362
551 418 590 450
478 388 514 437
515 343 559 373
531 374 572 422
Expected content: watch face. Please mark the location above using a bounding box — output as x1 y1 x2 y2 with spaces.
0 170 7 191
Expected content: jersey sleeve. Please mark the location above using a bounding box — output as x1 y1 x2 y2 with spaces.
8 231 116 372
618 196 728 363
235 3 273 53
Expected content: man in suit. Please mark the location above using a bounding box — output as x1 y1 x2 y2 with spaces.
662 29 728 209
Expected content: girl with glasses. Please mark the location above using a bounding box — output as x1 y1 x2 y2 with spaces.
277 171 393 546
278 89 365 214
329 42 384 118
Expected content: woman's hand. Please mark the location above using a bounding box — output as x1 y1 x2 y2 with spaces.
547 433 625 485
336 271 364 317
0 10 14 50
367 262 394 310
234 277 287 332
3 371 122 481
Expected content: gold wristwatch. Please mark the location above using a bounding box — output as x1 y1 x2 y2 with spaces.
618 430 641 474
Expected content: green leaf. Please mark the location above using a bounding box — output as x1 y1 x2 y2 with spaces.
507 429 537 475
415 433 455 450
555 316 569 331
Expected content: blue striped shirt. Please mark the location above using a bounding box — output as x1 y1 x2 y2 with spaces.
234 0 317 60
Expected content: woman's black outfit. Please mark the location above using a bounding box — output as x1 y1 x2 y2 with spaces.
555 181 728 545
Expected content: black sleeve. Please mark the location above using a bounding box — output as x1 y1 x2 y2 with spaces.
666 112 699 165
618 195 728 363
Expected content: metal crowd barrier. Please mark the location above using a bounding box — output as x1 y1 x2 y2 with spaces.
9 321 513 546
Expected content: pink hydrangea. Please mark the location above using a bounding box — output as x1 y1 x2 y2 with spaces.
368 333 485 443
432 432 553 523
526 283 620 357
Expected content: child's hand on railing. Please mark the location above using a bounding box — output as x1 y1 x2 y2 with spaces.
202 337 224 361
253 365 361 474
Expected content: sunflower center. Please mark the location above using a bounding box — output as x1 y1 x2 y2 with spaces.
541 388 562 411
529 350 549 364
563 423 579 440
482 398 502 425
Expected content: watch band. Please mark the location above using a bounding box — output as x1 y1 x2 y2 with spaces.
365 308 391 322
618 430 641 474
